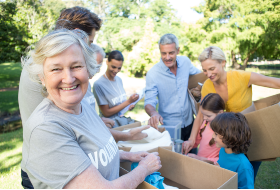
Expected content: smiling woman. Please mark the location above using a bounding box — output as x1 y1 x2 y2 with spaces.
20 29 161 189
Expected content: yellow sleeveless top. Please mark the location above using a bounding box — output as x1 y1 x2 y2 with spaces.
201 70 252 112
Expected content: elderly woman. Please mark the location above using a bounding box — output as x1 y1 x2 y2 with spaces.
21 29 161 189
183 46 280 181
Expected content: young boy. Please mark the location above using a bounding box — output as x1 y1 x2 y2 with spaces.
210 112 254 189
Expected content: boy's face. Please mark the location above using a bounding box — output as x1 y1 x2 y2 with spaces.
212 132 227 148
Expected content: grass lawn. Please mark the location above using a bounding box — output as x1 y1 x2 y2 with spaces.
0 62 22 89
0 128 23 189
0 62 22 115
0 91 19 114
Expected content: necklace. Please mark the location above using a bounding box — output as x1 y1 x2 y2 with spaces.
104 73 123 97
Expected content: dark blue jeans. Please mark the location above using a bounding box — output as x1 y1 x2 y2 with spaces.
250 161 262 181
21 169 34 189
181 118 197 154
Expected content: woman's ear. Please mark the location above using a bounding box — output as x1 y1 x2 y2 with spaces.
221 60 226 68
39 74 45 87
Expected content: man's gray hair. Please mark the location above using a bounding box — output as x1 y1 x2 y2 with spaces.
158 33 179 50
90 44 106 59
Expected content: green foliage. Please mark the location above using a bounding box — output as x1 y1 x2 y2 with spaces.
191 0 280 67
0 1 29 62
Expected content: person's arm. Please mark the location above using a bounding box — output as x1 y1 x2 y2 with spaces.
182 105 204 154
64 152 161 189
101 117 115 128
249 72 280 89
145 104 163 130
144 71 162 130
99 93 139 117
109 125 149 141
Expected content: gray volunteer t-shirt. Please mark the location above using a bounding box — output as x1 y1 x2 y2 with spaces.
18 68 96 126
18 68 44 127
84 83 96 110
21 98 120 189
93 75 126 119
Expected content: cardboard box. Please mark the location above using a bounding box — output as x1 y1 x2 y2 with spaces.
241 93 280 161
120 147 238 189
188 73 208 115
113 122 172 152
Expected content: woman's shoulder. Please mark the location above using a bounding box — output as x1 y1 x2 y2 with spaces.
228 70 251 79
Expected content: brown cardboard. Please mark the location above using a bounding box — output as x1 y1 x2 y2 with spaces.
188 73 208 115
113 121 142 131
241 93 280 161
113 122 172 151
120 147 238 189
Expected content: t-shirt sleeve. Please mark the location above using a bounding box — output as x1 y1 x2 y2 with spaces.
237 70 251 86
93 81 109 106
238 169 254 189
24 122 92 189
144 71 158 108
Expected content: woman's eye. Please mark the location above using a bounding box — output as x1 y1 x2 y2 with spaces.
72 66 82 69
52 68 60 71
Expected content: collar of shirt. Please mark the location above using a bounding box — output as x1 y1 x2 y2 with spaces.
160 57 181 72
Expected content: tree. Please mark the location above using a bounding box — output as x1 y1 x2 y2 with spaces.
0 1 29 62
124 18 160 77
193 0 280 67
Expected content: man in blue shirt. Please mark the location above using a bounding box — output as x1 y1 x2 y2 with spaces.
144 33 201 141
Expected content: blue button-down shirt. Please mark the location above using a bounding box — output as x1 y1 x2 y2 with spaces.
145 56 201 128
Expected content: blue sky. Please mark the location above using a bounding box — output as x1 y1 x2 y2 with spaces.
170 0 204 23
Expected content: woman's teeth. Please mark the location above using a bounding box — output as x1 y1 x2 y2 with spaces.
61 85 78 90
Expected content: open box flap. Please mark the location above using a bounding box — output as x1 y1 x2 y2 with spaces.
188 73 208 89
157 148 237 189
113 122 142 131
245 104 280 161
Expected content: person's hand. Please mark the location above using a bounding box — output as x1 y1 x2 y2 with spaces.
187 153 200 160
101 117 115 128
139 152 162 176
128 93 139 103
214 162 220 167
128 151 149 162
127 125 149 140
182 140 194 155
128 104 135 111
148 113 163 130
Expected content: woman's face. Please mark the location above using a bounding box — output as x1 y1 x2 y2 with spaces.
201 59 225 82
41 44 89 111
106 59 123 78
200 108 223 122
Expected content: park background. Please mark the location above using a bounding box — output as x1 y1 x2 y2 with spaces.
0 0 280 188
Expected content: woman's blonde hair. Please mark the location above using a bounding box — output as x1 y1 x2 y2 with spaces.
21 29 97 96
198 46 226 63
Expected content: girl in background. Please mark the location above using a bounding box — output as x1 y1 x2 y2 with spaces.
93 50 139 124
187 93 224 164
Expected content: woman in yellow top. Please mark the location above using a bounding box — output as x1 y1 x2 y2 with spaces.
183 46 280 181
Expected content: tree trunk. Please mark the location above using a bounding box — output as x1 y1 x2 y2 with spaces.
231 50 237 68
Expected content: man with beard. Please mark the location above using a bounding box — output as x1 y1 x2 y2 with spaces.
144 33 201 144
